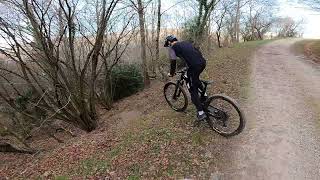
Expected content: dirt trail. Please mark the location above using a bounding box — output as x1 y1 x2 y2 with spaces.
217 39 320 179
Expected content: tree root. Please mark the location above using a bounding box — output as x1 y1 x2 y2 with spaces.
0 141 35 154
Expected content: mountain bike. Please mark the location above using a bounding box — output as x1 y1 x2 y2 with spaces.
163 68 245 137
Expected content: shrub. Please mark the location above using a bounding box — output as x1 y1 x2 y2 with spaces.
111 64 144 101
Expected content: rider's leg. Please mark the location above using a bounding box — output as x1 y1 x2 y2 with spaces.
196 64 208 102
187 65 206 120
187 73 203 111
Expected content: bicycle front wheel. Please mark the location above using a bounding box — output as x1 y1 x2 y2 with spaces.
205 94 245 137
164 82 188 112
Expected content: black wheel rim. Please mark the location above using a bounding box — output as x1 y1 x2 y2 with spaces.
164 83 187 111
206 98 241 135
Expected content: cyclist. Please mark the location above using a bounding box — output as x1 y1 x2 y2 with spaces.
164 35 208 121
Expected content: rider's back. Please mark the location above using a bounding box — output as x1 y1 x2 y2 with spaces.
171 41 206 67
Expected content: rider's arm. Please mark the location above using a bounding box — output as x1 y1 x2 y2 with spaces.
168 47 177 76
170 60 176 76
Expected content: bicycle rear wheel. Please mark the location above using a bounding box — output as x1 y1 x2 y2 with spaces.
204 94 245 137
164 82 188 112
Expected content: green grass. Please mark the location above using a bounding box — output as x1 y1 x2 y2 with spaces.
76 158 110 177
166 165 174 177
127 164 141 180
54 176 69 180
191 131 204 145
233 39 275 48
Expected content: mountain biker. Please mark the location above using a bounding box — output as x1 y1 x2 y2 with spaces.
164 35 208 121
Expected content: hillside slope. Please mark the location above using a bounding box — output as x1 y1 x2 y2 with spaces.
0 40 271 179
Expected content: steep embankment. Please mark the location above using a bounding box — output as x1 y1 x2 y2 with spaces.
0 40 271 179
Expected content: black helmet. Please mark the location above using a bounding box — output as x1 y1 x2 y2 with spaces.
164 35 178 47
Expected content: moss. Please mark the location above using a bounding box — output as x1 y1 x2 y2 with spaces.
77 158 110 176
54 176 69 180
191 131 203 145
127 164 141 180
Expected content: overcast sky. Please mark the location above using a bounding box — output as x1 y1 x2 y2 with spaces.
0 0 319 47
161 0 320 39
277 0 320 39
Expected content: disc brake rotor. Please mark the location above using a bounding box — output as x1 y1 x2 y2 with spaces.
208 106 228 123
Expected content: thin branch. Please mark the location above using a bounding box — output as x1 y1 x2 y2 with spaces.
160 0 185 15
31 93 72 134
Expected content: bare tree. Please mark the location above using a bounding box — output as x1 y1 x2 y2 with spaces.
233 0 250 43
130 0 150 87
241 0 275 41
275 17 304 38
155 0 167 79
194 0 219 46
213 0 230 47
0 0 133 136
224 7 236 45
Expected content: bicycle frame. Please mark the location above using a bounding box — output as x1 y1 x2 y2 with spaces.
173 69 227 125
164 69 245 136
174 69 209 99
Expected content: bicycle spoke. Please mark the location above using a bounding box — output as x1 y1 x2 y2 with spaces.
164 82 188 112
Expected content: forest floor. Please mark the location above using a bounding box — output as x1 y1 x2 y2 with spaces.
1 39 320 179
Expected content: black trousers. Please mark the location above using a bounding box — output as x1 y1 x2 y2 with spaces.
187 63 206 111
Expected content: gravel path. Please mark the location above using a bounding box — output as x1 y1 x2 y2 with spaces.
219 39 320 179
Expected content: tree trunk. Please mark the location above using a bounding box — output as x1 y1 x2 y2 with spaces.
216 31 222 48
155 0 166 80
137 0 150 87
234 0 241 43
195 0 217 47
207 17 211 52
103 70 113 109
88 0 109 126
257 29 263 40
149 2 156 76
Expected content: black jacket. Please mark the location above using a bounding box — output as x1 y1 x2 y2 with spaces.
168 41 206 74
